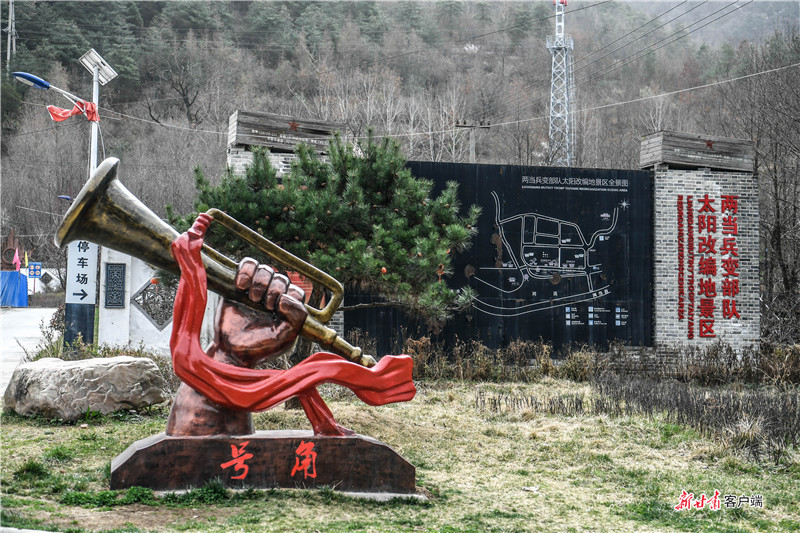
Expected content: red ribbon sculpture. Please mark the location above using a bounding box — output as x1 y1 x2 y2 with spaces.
169 214 416 436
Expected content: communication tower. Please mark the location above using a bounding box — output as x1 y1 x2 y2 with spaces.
546 0 575 166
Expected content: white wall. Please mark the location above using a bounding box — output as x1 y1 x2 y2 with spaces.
98 249 219 356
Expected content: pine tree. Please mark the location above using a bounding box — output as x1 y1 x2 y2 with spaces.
168 132 479 333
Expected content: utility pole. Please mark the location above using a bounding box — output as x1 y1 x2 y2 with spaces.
67 49 117 348
89 63 100 171
5 0 16 72
546 0 575 167
455 120 491 164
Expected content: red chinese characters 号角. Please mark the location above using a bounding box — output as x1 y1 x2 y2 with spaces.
291 440 317 479
220 441 254 480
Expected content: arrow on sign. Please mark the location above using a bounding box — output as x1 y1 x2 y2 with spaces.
72 289 88 301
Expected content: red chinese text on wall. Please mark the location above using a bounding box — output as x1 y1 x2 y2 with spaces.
291 440 318 479
677 196 685 321
720 195 740 321
697 193 717 338
220 440 254 480
677 194 741 340
687 196 695 339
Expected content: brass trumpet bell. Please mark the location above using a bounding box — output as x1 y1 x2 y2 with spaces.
55 158 375 367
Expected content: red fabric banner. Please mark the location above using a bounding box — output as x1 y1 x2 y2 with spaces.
169 214 416 413
47 101 98 122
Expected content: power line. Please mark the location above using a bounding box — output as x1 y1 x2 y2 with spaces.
97 106 225 136
481 3 705 121
16 205 62 217
271 0 613 87
578 0 753 87
7 2 775 155
19 56 793 151
10 1 614 137
3 157 200 170
2 118 83 138
486 0 733 122
17 1 613 90
15 1 615 53
11 1 614 124
492 60 800 129
483 0 751 125
576 0 707 72
481 0 700 119
11 100 224 139
576 1 691 66
352 59 800 141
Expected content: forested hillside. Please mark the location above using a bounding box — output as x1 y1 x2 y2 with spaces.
2 1 798 341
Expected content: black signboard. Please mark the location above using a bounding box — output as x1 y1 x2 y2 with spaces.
346 162 654 352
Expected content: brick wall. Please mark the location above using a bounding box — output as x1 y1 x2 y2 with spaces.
328 310 345 339
652 164 759 351
227 146 297 177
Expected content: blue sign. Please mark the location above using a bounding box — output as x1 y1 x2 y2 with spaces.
28 262 42 279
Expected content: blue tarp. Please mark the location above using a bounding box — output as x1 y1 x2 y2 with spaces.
0 271 28 307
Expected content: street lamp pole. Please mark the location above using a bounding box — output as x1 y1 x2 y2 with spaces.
90 63 99 172
12 49 116 349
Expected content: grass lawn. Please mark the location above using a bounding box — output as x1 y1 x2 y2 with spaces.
1 378 797 532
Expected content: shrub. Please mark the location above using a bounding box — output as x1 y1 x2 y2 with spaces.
479 374 799 464
534 343 556 377
403 335 441 380
558 345 601 382
44 445 74 464
122 486 157 505
13 460 49 481
24 314 181 396
607 340 799 387
27 292 65 308
344 328 378 362
401 335 548 382
593 374 800 464
61 490 119 507
760 344 800 386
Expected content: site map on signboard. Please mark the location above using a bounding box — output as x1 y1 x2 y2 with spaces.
406 162 653 349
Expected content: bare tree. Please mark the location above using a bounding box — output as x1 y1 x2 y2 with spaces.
707 29 800 343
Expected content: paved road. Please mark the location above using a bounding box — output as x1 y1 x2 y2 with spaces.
1 307 58 395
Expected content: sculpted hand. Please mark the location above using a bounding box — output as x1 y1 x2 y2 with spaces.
213 258 309 365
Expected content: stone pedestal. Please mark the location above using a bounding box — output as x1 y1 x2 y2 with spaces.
111 430 416 495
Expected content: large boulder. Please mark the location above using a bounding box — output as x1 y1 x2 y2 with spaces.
3 356 168 422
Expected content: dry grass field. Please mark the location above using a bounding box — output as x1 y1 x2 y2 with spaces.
2 378 798 532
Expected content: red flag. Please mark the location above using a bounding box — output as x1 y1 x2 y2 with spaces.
12 248 20 271
47 100 98 122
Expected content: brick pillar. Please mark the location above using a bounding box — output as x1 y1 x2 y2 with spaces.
643 132 759 351
226 146 253 177
226 146 299 178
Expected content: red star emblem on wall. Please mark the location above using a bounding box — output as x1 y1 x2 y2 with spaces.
288 121 299 132
705 140 714 150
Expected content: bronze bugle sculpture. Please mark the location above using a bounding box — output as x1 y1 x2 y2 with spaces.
54 157 376 367
94 157 416 493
